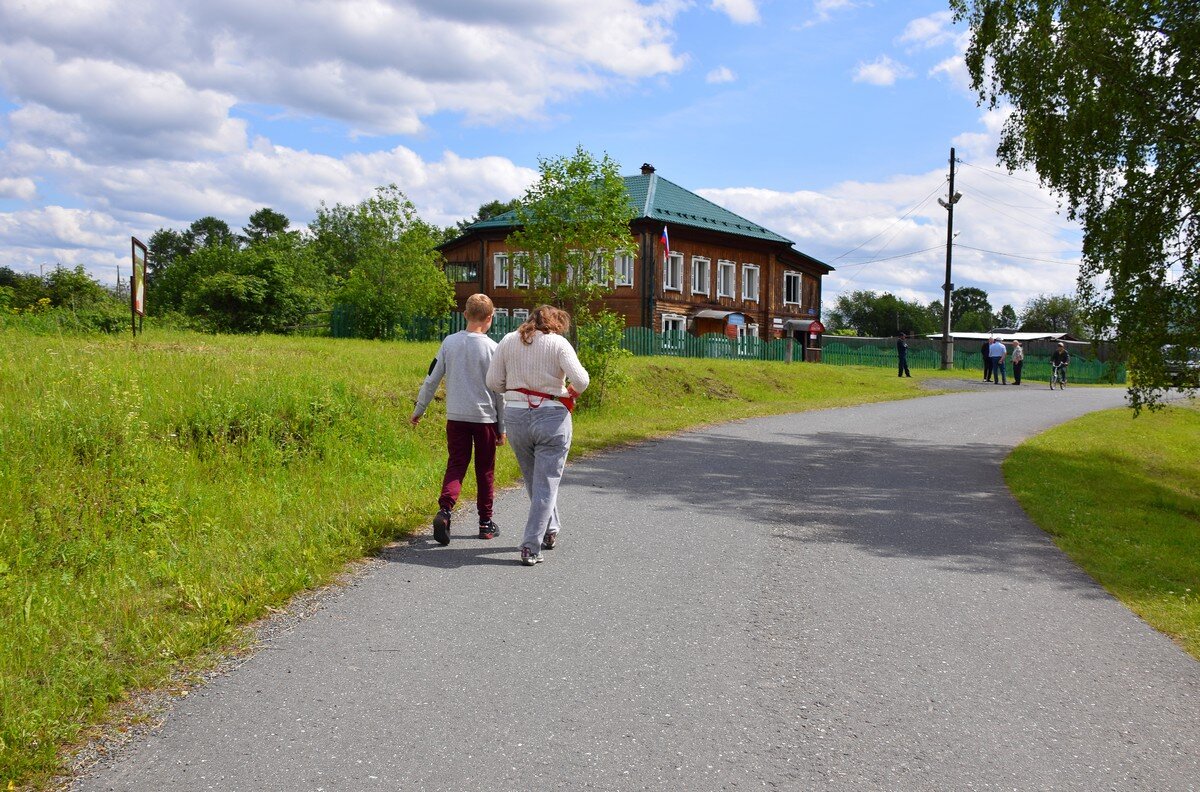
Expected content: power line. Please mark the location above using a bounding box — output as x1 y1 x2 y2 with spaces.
831 178 948 262
839 245 947 266
954 243 1079 265
957 160 1061 201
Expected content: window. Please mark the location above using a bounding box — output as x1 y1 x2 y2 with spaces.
591 251 607 285
662 313 686 349
615 252 634 287
691 256 710 296
493 307 509 318
717 260 735 298
535 254 550 286
664 252 683 291
784 271 801 305
512 253 529 287
512 308 529 324
493 253 509 288
736 323 760 356
742 264 760 302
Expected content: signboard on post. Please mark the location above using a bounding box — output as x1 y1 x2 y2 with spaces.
131 236 147 335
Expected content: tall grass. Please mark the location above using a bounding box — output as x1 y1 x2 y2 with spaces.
1004 403 1200 659
1 327 923 787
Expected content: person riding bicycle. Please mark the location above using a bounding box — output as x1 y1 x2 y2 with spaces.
1050 342 1070 386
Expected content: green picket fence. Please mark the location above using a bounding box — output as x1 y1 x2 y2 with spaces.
823 339 1125 384
620 327 796 361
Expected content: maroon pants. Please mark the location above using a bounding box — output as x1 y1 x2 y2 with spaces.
439 420 499 521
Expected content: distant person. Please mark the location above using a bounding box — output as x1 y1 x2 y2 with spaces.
412 294 506 546
989 338 1008 385
1011 340 1024 385
982 339 993 382
487 305 589 567
1050 342 1070 386
897 332 911 378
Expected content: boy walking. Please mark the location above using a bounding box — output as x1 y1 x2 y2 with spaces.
411 294 506 545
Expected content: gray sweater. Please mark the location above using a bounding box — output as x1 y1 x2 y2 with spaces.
412 331 505 433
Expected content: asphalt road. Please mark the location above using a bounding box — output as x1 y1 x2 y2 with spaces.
75 384 1200 791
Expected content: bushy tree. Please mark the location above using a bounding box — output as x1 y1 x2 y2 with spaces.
996 304 1019 329
505 146 636 405
1020 293 1086 336
829 290 939 337
951 286 994 330
242 208 292 245
507 146 635 322
310 185 453 339
184 235 328 334
951 0 1199 406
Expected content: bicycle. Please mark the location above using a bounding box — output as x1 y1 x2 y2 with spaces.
1050 362 1067 390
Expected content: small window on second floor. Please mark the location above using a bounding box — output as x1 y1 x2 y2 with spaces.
512 253 529 287
494 253 509 288
784 271 801 305
615 252 634 287
717 260 735 298
664 252 683 292
691 257 710 296
743 264 760 302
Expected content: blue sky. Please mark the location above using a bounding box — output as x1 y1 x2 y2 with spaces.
0 0 1083 315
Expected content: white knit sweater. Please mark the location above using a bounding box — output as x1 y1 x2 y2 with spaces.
486 330 590 402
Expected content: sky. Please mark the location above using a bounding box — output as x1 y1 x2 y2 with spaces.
0 0 1085 316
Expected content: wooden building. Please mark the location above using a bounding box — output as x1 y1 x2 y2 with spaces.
438 164 832 341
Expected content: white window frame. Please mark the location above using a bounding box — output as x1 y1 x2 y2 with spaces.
662 313 686 348
535 254 551 286
493 307 509 318
493 252 509 288
512 252 529 288
717 259 735 299
742 264 760 302
784 271 801 305
691 256 710 296
664 252 683 292
615 252 634 287
511 308 529 324
591 251 608 285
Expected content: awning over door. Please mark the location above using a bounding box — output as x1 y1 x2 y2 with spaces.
692 309 745 321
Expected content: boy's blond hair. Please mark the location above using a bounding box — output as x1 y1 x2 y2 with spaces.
464 293 495 322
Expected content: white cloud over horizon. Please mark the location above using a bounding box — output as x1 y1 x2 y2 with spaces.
852 55 913 86
711 0 761 24
706 66 737 84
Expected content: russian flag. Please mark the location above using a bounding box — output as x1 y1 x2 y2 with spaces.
661 225 670 260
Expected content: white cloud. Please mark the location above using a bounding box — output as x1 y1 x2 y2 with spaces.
0 141 537 277
804 0 859 27
853 56 913 86
711 0 761 24
696 120 1082 314
0 177 37 200
898 11 955 50
706 66 737 84
0 0 687 139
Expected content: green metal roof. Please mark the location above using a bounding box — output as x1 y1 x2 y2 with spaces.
460 171 802 250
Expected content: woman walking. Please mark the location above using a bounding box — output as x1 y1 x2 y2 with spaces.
487 305 589 566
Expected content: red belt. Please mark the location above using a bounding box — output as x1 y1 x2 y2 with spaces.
512 387 576 413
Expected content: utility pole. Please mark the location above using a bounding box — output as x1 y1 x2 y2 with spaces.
937 148 961 369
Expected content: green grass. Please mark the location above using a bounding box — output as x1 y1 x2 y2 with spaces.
1004 403 1200 660
0 327 936 788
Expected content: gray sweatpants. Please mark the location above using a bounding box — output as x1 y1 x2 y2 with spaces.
504 404 573 554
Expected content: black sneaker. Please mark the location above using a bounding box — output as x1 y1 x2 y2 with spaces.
478 520 500 540
432 508 452 546
541 531 558 550
520 546 543 566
